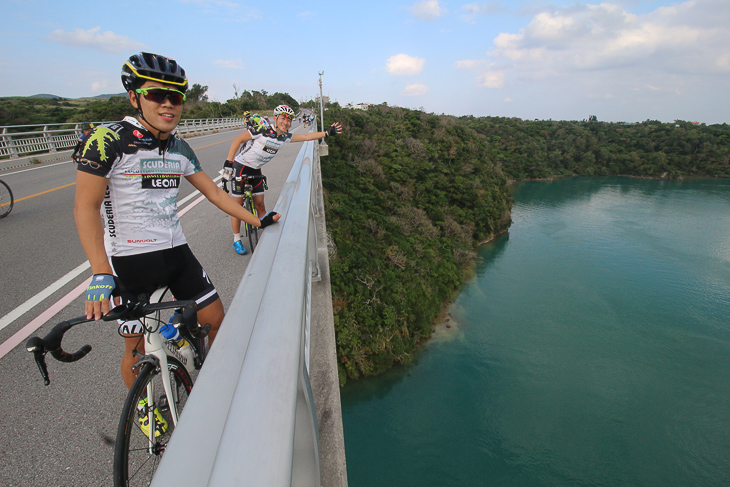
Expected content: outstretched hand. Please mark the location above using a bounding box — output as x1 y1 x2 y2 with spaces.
260 211 281 229
326 122 343 137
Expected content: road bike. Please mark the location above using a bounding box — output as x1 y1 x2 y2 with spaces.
0 179 13 218
238 174 268 253
26 286 210 487
222 173 268 254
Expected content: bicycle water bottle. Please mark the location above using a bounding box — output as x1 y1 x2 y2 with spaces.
160 313 189 348
161 313 194 368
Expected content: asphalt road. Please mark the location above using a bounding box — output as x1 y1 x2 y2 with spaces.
0 119 311 486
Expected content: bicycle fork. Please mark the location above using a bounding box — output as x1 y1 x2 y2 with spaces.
141 327 181 453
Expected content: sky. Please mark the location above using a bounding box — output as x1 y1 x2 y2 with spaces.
1 0 729 124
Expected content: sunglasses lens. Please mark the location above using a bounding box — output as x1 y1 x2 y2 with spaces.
142 89 185 105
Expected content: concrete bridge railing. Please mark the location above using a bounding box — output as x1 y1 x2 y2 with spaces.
151 136 347 486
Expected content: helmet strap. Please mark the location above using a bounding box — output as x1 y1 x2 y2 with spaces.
134 92 172 143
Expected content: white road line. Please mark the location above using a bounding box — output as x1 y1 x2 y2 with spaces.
1 160 73 176
0 261 90 333
0 176 223 359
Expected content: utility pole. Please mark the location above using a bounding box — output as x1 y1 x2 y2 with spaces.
318 71 328 156
318 71 325 133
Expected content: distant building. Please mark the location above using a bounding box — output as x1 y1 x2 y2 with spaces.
316 95 330 105
343 103 371 110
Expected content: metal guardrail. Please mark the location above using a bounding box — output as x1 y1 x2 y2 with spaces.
0 118 245 159
151 138 323 486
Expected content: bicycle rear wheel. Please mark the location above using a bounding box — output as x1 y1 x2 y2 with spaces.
0 180 13 218
113 357 193 487
244 198 260 253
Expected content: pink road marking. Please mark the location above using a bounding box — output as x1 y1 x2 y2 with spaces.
0 279 89 359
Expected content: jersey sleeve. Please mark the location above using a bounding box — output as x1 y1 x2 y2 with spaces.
76 125 123 177
173 138 202 176
250 125 268 137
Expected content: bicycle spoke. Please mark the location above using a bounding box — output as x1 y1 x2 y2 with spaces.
114 359 192 487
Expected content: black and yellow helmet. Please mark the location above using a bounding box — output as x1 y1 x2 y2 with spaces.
121 52 188 92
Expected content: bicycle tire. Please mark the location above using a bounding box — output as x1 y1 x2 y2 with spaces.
0 180 13 218
113 357 193 487
244 198 259 253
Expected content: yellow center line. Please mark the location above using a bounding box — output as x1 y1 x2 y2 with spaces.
8 135 238 205
192 137 236 150
13 182 77 204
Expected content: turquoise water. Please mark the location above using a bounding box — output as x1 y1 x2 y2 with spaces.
341 177 730 487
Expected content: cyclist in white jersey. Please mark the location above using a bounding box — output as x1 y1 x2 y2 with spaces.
75 52 280 388
222 104 343 254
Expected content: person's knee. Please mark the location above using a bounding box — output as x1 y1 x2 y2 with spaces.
199 299 224 327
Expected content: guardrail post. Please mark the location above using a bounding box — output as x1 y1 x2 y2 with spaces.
43 126 57 152
1 128 19 159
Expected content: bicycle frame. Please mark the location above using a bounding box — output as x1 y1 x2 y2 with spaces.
137 288 185 449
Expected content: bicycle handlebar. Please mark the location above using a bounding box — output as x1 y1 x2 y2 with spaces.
26 315 93 385
26 299 199 386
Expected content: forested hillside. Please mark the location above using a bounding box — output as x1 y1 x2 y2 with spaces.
321 105 513 383
463 117 730 180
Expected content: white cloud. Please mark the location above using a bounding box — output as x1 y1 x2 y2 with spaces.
402 83 429 96
47 27 145 53
477 71 505 88
386 54 425 76
461 2 505 23
409 0 446 21
215 59 244 69
465 0 730 91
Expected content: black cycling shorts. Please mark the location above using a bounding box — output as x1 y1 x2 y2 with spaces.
231 163 265 196
111 244 219 310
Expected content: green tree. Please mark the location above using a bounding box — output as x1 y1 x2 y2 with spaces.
186 83 209 103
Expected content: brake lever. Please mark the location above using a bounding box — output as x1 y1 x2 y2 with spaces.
26 337 50 386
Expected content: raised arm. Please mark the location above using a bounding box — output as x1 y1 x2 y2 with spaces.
291 122 343 142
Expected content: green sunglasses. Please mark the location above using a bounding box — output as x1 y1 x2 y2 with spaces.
135 87 186 105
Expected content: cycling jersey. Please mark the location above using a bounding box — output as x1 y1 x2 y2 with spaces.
233 125 293 170
76 116 202 257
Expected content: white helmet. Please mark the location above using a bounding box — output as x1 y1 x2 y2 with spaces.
273 105 295 118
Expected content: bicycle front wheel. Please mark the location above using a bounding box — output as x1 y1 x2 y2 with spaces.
0 180 13 218
113 357 193 487
244 198 260 253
